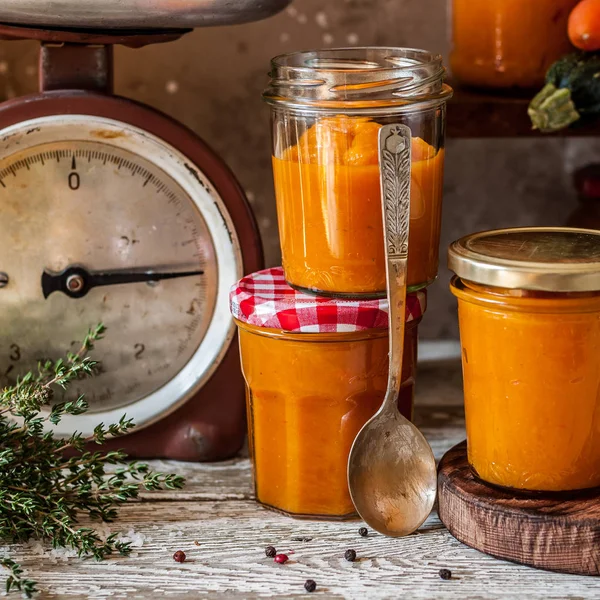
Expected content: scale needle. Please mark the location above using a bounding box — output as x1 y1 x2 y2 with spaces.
42 265 204 299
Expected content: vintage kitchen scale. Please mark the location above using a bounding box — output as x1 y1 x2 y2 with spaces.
0 2 291 460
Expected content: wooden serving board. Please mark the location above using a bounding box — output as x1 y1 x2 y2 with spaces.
437 441 600 576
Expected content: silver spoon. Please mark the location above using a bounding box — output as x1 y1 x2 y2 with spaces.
347 124 437 537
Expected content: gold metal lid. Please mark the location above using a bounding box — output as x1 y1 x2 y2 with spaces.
447 227 600 292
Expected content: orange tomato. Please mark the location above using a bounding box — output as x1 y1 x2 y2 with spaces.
568 0 600 51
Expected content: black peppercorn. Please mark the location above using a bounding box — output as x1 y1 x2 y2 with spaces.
173 550 186 563
344 549 357 562
304 579 317 593
265 545 277 558
439 568 452 580
358 527 368 537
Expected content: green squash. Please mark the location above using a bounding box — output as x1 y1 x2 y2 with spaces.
528 52 600 133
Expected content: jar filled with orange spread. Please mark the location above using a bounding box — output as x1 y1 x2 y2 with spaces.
449 227 600 492
230 267 426 518
450 0 578 89
264 48 452 297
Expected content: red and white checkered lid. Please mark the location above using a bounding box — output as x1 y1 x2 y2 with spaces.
230 267 426 333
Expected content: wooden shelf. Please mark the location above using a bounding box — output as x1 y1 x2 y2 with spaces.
447 84 600 138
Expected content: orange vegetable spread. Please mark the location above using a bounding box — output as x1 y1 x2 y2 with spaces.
452 278 600 491
272 116 444 296
450 0 578 88
237 324 418 518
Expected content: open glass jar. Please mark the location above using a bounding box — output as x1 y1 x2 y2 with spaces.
230 268 426 519
264 48 452 297
449 228 600 492
450 0 578 89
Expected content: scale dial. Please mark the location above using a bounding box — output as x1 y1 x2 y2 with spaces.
0 115 242 435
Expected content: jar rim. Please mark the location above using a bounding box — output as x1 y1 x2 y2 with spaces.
450 276 600 313
234 317 421 341
263 47 452 111
448 227 600 293
270 47 443 72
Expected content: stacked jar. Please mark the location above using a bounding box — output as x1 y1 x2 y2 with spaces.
230 48 452 519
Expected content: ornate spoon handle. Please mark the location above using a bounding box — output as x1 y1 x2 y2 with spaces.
378 123 412 415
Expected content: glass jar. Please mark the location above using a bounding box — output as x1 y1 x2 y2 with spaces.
230 267 426 518
448 227 600 492
450 0 578 89
263 48 452 297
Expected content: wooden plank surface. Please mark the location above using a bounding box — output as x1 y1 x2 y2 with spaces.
3 364 598 599
8 500 600 600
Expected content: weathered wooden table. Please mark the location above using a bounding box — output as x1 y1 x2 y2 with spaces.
5 364 599 599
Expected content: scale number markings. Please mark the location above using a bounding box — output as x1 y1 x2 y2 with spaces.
9 344 20 362
68 155 80 190
68 172 80 190
0 141 214 412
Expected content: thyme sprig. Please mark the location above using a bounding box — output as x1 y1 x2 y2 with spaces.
0 325 185 597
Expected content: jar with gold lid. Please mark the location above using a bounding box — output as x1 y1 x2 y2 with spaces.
448 227 600 492
263 48 452 297
230 267 426 518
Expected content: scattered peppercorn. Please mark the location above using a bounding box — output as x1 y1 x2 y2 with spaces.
344 549 357 562
358 527 368 537
173 550 186 563
274 553 289 564
439 568 452 580
194 540 201 546
292 536 313 542
265 545 277 558
304 579 317 593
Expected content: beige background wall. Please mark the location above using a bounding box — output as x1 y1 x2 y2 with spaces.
0 0 597 338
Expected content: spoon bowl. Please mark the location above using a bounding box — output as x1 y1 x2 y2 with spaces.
348 406 437 536
347 123 438 537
